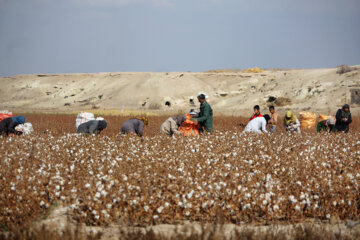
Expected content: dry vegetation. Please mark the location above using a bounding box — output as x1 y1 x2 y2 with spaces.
1 115 360 239
336 65 358 74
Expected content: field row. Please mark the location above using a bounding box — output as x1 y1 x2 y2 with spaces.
1 124 359 227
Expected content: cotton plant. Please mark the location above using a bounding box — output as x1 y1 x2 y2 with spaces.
0 130 359 226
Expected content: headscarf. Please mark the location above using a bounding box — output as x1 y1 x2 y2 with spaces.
284 111 297 126
137 117 149 126
12 116 26 125
173 114 186 126
98 120 107 130
326 116 335 126
189 109 197 116
341 104 350 118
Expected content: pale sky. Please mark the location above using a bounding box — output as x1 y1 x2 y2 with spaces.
0 0 359 76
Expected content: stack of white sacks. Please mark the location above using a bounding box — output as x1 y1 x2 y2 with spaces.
75 112 104 131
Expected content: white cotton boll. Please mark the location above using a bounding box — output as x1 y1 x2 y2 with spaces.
11 186 15 191
157 206 164 214
245 193 251 199
56 185 60 190
326 214 331 219
289 195 297 203
187 190 194 199
101 190 108 197
300 193 306 200
144 206 149 212
101 210 110 218
40 201 45 207
262 200 267 206
153 215 159 220
243 203 251 210
95 192 101 198
295 205 301 211
273 205 279 211
164 202 170 208
55 192 60 197
185 211 190 216
186 203 192 209
296 181 302 186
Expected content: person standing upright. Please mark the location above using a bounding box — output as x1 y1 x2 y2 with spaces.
268 106 278 132
334 104 352 133
192 94 213 134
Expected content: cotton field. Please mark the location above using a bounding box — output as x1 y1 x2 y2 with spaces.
1 115 359 228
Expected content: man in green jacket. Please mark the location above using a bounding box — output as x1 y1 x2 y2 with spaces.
192 94 213 133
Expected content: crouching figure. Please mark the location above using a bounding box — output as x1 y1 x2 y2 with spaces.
284 111 301 133
243 114 270 134
160 114 186 137
0 116 26 136
77 120 107 135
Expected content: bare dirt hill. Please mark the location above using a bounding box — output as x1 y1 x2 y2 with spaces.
1 67 359 115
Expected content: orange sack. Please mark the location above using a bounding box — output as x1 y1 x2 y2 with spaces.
0 113 14 122
179 114 200 136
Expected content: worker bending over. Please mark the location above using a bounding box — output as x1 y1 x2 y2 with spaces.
243 114 270 134
121 117 148 139
317 117 335 133
160 114 186 136
284 111 301 133
0 116 26 136
77 120 107 135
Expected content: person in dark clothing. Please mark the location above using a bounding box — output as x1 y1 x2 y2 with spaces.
121 117 148 138
0 116 26 136
192 94 213 133
77 120 107 135
334 104 352 133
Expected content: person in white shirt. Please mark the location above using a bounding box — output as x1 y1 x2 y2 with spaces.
243 114 271 134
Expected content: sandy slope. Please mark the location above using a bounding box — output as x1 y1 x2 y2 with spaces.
1 67 359 115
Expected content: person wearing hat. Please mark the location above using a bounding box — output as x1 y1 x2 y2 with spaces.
334 104 352 133
0 116 26 136
192 94 213 134
317 116 335 133
121 117 148 139
77 119 107 135
179 109 200 136
160 114 186 136
284 111 301 133
243 114 271 134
